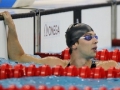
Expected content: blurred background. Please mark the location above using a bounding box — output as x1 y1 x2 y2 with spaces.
0 0 120 59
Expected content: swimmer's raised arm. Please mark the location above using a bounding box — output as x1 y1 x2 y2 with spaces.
1 11 25 61
0 11 68 67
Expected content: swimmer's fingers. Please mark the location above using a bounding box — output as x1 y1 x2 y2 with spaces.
2 12 8 25
0 11 14 26
0 11 11 18
0 11 6 16
2 11 10 18
1 11 13 25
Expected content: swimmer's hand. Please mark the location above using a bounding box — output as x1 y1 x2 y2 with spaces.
0 11 14 26
96 60 119 70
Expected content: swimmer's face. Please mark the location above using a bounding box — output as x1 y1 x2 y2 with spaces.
74 31 98 59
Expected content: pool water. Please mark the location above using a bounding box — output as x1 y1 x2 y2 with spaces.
0 50 120 90
0 76 120 89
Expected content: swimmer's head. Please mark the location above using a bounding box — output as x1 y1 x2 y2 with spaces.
65 23 94 53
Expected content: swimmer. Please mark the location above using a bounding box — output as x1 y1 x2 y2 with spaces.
0 11 120 70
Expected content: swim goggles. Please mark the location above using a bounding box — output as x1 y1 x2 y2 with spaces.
80 35 98 41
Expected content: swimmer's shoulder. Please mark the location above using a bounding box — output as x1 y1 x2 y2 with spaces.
41 56 70 68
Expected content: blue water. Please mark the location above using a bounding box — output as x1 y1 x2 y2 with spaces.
0 76 120 89
0 50 120 89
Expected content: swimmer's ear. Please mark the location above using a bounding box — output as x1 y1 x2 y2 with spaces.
72 43 77 50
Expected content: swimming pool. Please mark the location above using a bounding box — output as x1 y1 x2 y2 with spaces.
0 76 120 90
0 48 120 90
0 58 120 90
